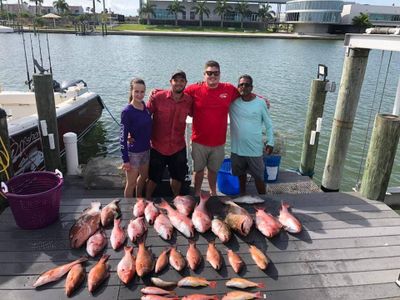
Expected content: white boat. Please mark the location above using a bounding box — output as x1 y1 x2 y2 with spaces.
0 25 14 33
0 80 104 175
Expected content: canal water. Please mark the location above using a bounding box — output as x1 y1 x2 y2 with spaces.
0 33 399 191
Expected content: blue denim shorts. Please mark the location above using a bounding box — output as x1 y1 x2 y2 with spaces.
128 150 150 168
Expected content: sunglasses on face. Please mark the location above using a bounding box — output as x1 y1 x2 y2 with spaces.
238 82 252 87
205 71 220 76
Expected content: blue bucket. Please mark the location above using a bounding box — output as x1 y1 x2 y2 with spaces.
264 155 281 182
217 158 239 195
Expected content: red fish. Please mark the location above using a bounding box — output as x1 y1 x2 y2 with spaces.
117 246 136 285
145 201 160 225
128 217 147 242
65 263 85 297
69 202 101 248
141 286 176 295
225 278 265 289
157 199 194 238
169 246 186 271
86 229 107 257
178 276 217 288
192 193 212 233
173 195 196 216
249 245 269 270
136 241 154 277
222 199 253 236
33 256 88 288
88 254 110 293
211 217 231 243
141 296 179 300
227 249 244 274
278 202 302 233
222 291 262 300
155 248 170 273
254 206 282 238
154 213 174 240
186 240 203 271
110 218 126 250
182 295 219 300
206 241 222 271
100 199 121 227
133 198 147 218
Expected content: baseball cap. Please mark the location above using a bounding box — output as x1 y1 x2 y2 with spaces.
171 70 187 80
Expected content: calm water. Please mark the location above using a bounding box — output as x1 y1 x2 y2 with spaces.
1 33 399 191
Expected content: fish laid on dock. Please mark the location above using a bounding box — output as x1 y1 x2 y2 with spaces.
145 201 160 225
133 198 147 218
33 256 88 288
173 195 196 216
141 286 176 295
110 217 127 250
69 202 101 248
155 248 170 273
157 199 194 238
227 249 244 274
225 278 265 289
128 216 148 242
254 206 282 238
151 277 177 288
230 196 265 204
100 199 121 227
141 295 179 300
249 245 269 270
65 263 85 297
278 202 302 233
86 229 107 257
206 241 223 271
154 213 174 240
177 276 217 288
136 241 154 277
222 291 262 300
211 216 231 243
222 200 253 236
187 240 203 271
169 246 187 271
117 246 136 285
182 295 219 300
87 254 110 293
192 193 212 233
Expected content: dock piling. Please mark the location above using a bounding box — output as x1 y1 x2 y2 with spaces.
321 48 370 192
33 73 61 171
360 114 400 201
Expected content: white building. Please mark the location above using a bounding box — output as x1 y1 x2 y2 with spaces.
341 3 400 27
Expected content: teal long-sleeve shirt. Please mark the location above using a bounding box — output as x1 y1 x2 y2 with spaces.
229 96 274 157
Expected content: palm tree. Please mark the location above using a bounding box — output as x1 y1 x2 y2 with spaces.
193 1 209 28
167 0 185 26
352 12 372 32
0 0 3 13
258 3 275 30
139 1 155 25
29 0 43 16
214 0 231 28
53 0 69 15
90 0 100 15
236 1 250 29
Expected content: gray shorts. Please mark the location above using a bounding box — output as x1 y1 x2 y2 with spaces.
191 142 225 172
231 153 265 181
128 150 150 168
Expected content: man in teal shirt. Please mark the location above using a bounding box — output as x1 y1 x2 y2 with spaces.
229 74 274 195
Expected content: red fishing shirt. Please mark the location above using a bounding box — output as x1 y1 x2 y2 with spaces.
185 82 239 146
146 90 193 156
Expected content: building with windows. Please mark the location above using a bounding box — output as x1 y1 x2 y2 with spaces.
341 4 400 27
285 0 343 33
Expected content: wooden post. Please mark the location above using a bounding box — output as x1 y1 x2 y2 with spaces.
0 108 14 182
299 79 328 177
360 114 400 201
33 74 61 171
321 48 370 192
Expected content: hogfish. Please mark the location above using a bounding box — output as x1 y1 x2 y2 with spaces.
69 202 101 248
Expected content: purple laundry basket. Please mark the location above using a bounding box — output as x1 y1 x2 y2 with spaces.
1 170 63 230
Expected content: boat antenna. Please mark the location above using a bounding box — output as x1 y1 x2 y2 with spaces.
29 34 37 74
45 33 53 74
21 32 32 90
36 33 44 68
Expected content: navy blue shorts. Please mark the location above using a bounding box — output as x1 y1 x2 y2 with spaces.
149 147 188 183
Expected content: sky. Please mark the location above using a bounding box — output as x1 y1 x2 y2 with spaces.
5 0 400 17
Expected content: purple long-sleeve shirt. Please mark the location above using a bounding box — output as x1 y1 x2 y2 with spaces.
120 103 152 163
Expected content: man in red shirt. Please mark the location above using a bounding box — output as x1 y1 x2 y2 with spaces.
145 70 193 199
185 61 239 196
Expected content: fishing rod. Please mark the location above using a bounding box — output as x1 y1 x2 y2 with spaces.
21 32 31 90
29 34 37 74
36 33 44 68
45 33 53 74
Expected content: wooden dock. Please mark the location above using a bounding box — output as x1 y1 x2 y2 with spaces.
1 176 400 299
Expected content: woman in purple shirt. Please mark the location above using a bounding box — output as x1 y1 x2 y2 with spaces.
120 78 152 197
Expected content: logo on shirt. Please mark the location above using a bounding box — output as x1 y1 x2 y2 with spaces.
219 93 228 99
